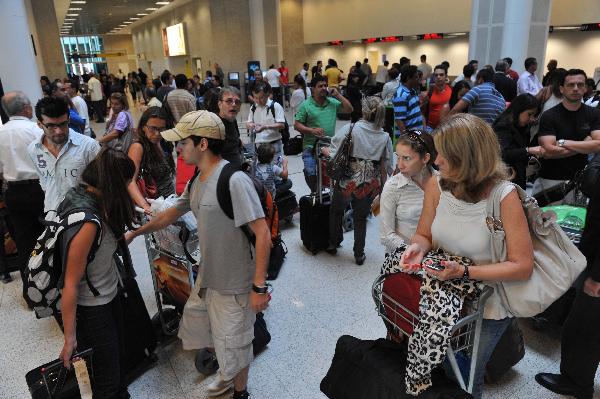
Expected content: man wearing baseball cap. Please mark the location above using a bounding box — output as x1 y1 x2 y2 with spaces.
126 110 271 399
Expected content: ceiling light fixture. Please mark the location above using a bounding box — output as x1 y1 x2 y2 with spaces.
71 1 86 3
146 7 158 10
130 17 140 20
64 18 76 21
123 21 133 24
68 7 82 11
137 13 148 16
156 1 170 5
66 13 79 16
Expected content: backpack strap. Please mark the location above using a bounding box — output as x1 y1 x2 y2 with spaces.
216 163 256 246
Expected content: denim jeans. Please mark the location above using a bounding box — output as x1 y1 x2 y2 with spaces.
471 317 512 399
76 295 128 399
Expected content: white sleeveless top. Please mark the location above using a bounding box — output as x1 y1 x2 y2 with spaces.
431 178 514 320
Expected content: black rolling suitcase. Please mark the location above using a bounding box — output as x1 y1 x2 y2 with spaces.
300 140 331 254
276 189 298 222
320 335 472 399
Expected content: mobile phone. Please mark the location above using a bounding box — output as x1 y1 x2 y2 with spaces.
425 262 445 271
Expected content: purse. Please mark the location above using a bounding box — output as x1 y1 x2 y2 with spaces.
486 181 586 317
136 168 159 199
327 123 355 181
575 152 600 198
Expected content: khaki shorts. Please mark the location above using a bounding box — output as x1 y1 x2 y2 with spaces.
178 285 256 380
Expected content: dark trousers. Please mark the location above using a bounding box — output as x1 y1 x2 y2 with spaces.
4 182 44 287
77 295 128 399
92 100 105 122
329 189 373 256
560 287 600 397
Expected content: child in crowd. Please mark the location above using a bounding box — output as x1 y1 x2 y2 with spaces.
255 144 288 199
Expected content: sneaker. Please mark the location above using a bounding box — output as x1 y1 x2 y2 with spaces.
325 245 337 255
1 274 12 284
207 374 234 397
232 390 250 399
355 253 366 265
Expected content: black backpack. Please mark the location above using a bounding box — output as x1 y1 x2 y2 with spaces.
25 209 103 318
250 102 290 144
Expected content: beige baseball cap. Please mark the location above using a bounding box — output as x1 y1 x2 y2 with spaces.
161 110 226 142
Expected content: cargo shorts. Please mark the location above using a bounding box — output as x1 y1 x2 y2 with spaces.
178 282 256 380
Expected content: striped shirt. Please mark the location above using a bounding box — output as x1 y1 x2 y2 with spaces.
461 82 506 124
392 84 423 132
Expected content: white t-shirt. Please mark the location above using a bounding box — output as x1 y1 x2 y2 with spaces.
290 87 311 111
247 99 286 143
375 65 389 84
71 95 91 136
265 69 281 88
300 69 308 82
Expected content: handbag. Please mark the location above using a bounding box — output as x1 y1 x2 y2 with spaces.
326 123 355 181
136 168 159 199
486 181 586 317
575 152 600 198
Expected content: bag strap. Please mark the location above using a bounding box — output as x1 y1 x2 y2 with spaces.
216 163 255 246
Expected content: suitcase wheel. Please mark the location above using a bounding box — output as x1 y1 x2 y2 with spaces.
195 348 219 375
151 308 181 342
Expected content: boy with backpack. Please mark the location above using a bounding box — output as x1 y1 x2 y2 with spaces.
125 110 271 399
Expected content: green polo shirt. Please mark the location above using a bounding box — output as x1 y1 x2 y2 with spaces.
294 96 341 149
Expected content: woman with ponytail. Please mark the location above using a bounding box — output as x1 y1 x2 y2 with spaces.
324 96 394 264
57 148 136 398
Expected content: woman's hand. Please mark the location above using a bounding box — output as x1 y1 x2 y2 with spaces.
424 260 464 281
60 338 77 368
400 243 426 268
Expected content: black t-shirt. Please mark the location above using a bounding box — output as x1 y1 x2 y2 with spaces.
538 103 600 180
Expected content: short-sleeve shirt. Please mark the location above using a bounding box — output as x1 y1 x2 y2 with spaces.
427 84 451 128
247 99 286 143
538 103 600 180
294 96 341 149
324 67 342 88
28 130 101 212
175 160 265 294
392 83 423 131
255 163 283 198
266 69 281 88
461 82 506 124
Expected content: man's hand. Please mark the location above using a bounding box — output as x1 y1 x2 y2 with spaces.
254 124 265 133
329 87 341 98
247 122 256 131
320 147 331 157
583 277 600 297
60 338 77 369
249 291 270 312
527 146 545 158
312 127 325 137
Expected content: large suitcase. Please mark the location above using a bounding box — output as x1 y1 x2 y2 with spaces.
320 335 472 399
299 192 330 254
120 276 158 384
484 318 525 383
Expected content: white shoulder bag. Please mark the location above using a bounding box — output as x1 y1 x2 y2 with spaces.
486 181 586 317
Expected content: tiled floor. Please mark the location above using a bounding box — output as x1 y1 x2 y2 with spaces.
2 107 598 398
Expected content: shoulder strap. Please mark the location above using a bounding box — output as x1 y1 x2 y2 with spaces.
186 167 201 194
269 102 276 119
486 180 515 220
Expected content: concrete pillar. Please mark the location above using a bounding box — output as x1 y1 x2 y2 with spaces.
249 0 267 68
468 0 552 76
31 0 67 80
0 0 42 105
248 0 282 70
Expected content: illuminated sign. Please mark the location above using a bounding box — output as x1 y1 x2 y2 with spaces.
327 40 344 46
418 33 443 40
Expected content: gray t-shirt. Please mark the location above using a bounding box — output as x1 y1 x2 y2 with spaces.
175 160 264 294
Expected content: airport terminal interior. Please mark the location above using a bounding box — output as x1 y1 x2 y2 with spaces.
1 0 600 398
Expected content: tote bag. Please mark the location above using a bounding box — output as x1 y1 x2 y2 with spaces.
486 181 586 317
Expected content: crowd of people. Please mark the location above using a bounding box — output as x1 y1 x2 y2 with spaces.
0 52 599 399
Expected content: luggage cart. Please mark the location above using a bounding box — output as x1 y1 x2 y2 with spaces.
141 219 200 340
372 274 493 394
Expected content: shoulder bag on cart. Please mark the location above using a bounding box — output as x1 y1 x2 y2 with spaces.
487 181 587 317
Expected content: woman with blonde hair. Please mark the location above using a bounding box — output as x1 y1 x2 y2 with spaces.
401 113 534 398
325 96 394 264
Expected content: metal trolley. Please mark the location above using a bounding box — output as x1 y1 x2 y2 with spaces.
372 274 493 394
142 219 200 339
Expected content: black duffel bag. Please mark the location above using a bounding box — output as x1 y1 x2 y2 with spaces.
576 153 600 198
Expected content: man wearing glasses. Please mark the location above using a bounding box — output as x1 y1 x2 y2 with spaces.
218 86 244 166
28 96 100 214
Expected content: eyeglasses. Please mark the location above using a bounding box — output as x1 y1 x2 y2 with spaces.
41 119 69 130
222 98 241 105
146 125 166 133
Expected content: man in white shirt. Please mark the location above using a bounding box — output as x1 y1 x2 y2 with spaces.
417 54 433 82
375 60 389 92
28 96 100 214
246 82 286 168
66 78 92 137
87 72 104 123
0 91 44 285
382 68 400 105
300 63 310 82
265 65 283 105
517 57 543 96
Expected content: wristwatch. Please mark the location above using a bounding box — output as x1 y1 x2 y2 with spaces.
252 283 270 294
558 139 565 147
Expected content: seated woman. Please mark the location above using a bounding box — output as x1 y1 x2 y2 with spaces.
99 92 134 153
127 107 176 213
492 93 543 189
58 148 137 398
379 130 437 253
325 96 393 264
401 113 534 399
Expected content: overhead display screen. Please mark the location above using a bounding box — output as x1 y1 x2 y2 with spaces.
162 23 186 56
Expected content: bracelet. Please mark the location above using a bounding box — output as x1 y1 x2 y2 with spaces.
462 265 470 281
252 283 271 294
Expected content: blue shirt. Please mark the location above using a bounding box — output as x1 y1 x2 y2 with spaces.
392 83 423 133
28 129 101 212
461 82 506 124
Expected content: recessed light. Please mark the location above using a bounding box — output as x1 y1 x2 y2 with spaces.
64 18 76 20
137 13 148 16
156 1 170 4
66 13 79 16
68 7 82 11
146 7 158 10
130 17 140 20
71 1 86 3
123 21 133 24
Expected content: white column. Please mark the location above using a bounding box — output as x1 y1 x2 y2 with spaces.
0 0 42 105
249 0 267 68
468 0 551 76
